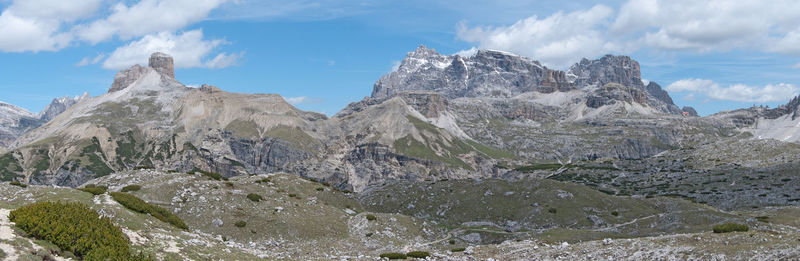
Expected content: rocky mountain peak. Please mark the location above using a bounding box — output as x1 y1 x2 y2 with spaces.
108 52 179 93
149 52 175 79
38 92 90 122
568 55 642 88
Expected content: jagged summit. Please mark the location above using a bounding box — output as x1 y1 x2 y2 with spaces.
38 92 90 122
373 47 681 114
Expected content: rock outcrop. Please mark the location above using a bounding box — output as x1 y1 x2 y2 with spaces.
109 52 176 93
38 92 90 122
149 52 175 79
568 55 642 88
109 64 149 93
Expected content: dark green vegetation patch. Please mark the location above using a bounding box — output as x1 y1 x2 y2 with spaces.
78 187 107 195
247 193 263 202
193 168 228 181
9 201 150 260
380 252 407 259
110 192 188 230
9 180 27 188
235 220 247 228
712 223 749 233
406 251 430 258
121 184 142 192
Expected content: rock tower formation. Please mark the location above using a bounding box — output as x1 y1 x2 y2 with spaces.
109 52 175 93
149 52 175 79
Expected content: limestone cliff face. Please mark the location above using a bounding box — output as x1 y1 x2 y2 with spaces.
149 52 175 79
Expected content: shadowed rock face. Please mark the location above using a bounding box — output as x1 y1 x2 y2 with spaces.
149 52 175 79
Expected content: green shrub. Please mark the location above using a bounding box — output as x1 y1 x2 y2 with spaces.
288 193 297 198
366 214 377 221
235 221 247 228
109 192 188 230
192 168 227 181
316 187 325 191
9 181 27 188
406 251 430 258
611 211 619 216
78 187 107 195
0 248 5 259
9 201 150 260
121 184 142 192
247 193 262 202
713 223 749 233
756 216 769 223
380 252 407 259
255 178 271 184
449 239 455 245
451 247 466 252
548 208 557 214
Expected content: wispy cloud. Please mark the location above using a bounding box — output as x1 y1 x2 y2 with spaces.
76 53 105 66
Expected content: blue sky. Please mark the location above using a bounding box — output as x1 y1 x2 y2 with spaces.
1 0 799 116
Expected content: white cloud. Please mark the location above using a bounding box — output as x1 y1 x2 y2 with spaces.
0 0 101 52
457 0 800 68
666 78 799 103
613 0 800 53
8 0 103 21
793 63 800 69
102 30 239 69
284 96 307 105
456 5 618 68
76 53 106 66
205 51 245 68
75 0 228 44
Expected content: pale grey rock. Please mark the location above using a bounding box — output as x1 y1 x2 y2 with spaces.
109 64 149 93
38 92 90 122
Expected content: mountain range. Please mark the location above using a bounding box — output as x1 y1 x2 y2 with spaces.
2 47 800 260
1 47 798 192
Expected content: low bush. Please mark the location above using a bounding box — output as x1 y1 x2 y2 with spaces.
379 253 407 259
611 211 619 216
235 221 247 228
288 193 297 198
9 201 150 260
192 168 227 181
713 223 749 233
366 214 377 221
406 251 430 258
121 184 142 192
451 247 466 252
9 181 27 188
109 192 188 230
548 208 557 214
78 187 107 195
247 193 262 202
316 187 325 191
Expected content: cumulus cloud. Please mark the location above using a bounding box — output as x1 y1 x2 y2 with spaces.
102 30 239 69
666 78 799 103
0 0 102 52
457 5 618 68
457 0 800 68
75 0 227 44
